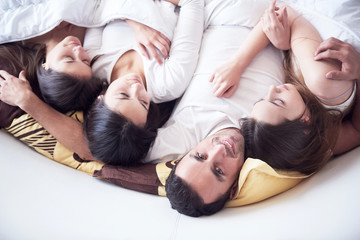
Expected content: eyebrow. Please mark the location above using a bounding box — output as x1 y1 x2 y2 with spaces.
117 93 148 111
189 153 225 182
64 60 91 67
256 98 285 109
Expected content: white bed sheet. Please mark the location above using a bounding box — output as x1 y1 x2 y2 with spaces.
1 131 359 239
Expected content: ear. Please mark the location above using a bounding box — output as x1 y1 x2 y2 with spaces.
42 63 49 70
300 108 311 125
301 115 311 125
229 180 239 200
96 94 104 103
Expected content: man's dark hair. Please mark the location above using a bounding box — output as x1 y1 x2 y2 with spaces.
84 98 159 166
165 162 232 217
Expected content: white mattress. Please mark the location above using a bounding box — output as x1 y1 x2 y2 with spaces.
1 131 359 239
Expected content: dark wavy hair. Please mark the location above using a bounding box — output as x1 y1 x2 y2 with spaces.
241 83 341 175
165 162 232 217
37 67 104 113
34 44 104 113
83 98 160 166
0 42 104 113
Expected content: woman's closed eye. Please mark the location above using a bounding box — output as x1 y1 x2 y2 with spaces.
64 56 74 61
119 92 130 99
272 98 285 107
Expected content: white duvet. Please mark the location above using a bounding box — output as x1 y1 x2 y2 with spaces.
1 0 359 50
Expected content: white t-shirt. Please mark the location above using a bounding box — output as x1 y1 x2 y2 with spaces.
144 26 284 163
84 0 204 103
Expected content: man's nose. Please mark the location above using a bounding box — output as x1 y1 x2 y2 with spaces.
211 144 227 159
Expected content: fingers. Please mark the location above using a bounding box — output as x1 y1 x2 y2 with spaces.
213 84 227 98
222 86 237 98
146 42 163 65
281 7 288 27
314 37 342 56
156 32 171 58
313 49 342 61
325 70 348 80
209 73 215 83
0 70 12 80
213 80 232 98
138 43 150 60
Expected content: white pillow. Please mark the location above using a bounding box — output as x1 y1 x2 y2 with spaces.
204 0 271 28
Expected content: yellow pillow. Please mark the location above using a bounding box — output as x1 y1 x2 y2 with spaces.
4 111 103 175
226 158 310 207
5 112 311 207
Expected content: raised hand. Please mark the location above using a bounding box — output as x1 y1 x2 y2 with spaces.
126 19 171 65
209 59 242 98
0 70 32 107
261 0 290 50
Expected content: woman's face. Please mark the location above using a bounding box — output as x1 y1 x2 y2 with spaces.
45 36 92 80
251 83 308 125
104 73 150 127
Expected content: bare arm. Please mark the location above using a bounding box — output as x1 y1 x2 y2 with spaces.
0 70 94 160
209 19 270 97
286 6 354 105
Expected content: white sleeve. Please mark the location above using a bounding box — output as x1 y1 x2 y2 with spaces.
143 117 191 164
146 0 204 103
83 27 104 61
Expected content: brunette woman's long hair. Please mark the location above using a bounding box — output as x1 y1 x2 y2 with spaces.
1 42 104 113
241 51 342 175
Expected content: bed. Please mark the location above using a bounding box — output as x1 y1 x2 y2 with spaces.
1 0 360 239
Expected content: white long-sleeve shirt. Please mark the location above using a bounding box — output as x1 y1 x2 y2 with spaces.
144 25 284 163
84 0 204 103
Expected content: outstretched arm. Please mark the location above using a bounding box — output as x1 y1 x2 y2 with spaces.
0 70 94 160
209 0 286 98
209 23 271 97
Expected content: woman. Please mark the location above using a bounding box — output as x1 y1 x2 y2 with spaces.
0 23 105 117
0 0 204 166
208 1 346 174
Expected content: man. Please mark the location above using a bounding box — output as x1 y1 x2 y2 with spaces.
162 36 360 217
143 16 284 215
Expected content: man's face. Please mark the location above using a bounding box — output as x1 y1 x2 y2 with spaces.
175 128 245 204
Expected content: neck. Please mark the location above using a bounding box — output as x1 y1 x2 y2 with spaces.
26 22 86 52
110 50 146 87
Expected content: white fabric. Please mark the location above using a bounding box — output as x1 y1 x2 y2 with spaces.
0 0 176 44
283 0 360 52
1 131 360 239
84 0 204 103
144 26 284 163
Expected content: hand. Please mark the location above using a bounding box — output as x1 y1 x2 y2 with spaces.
126 19 171 65
0 70 32 107
261 0 290 50
209 59 242 98
314 37 360 81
